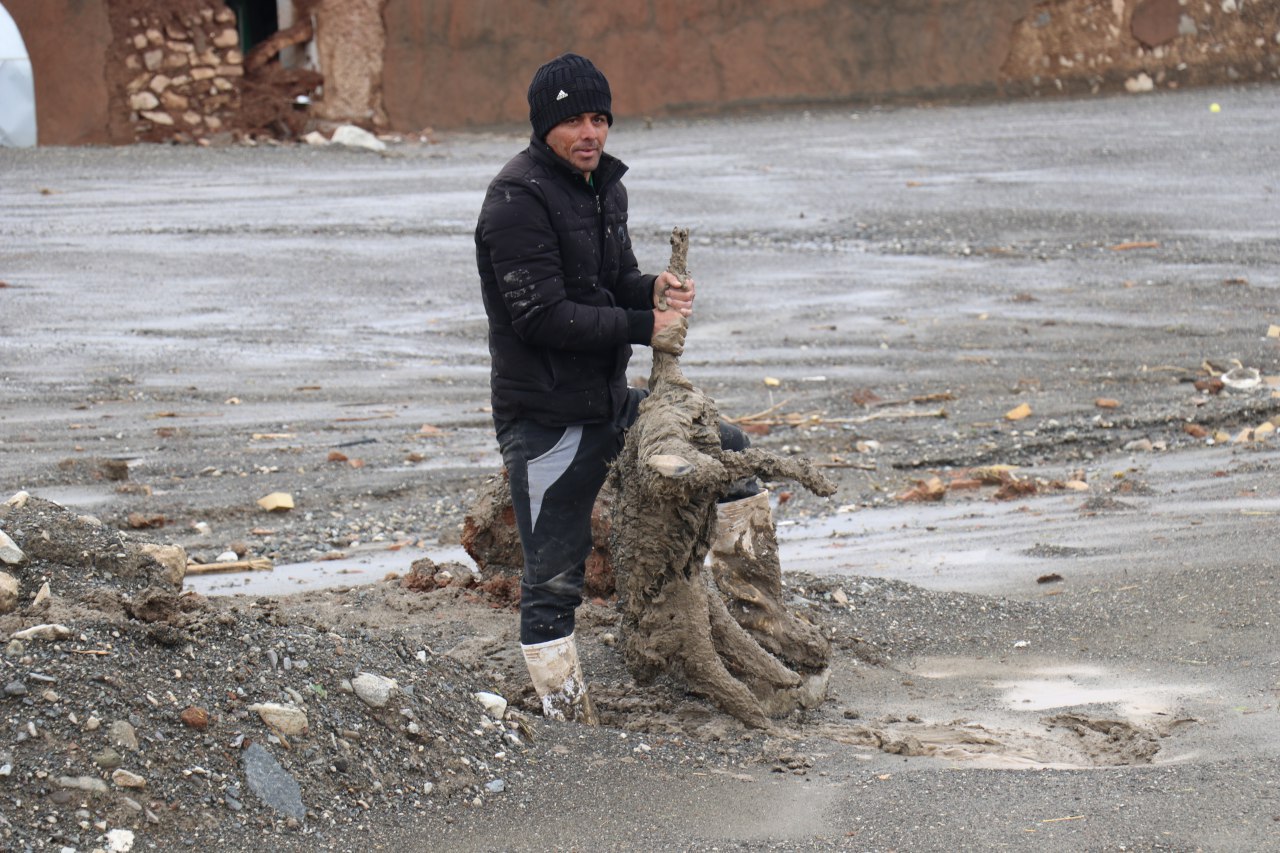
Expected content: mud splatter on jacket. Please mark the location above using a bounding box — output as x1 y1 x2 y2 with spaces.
476 135 656 427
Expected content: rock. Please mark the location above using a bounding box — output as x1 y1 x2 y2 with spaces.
4 680 26 697
473 691 508 720
112 769 147 788
4 491 29 509
137 542 187 586
1131 0 1181 49
0 530 24 565
248 702 309 735
95 748 123 769
58 775 109 794
32 581 51 607
352 672 398 708
129 91 160 111
485 779 506 793
257 492 294 512
242 742 306 820
140 110 175 126
0 572 18 613
106 828 136 852
110 720 139 751
10 623 71 641
1124 73 1155 93
331 125 387 152
302 131 328 145
180 706 210 730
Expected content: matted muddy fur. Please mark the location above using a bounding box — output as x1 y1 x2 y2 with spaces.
608 229 836 729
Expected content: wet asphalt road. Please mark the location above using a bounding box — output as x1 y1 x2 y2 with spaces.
3 83 1280 850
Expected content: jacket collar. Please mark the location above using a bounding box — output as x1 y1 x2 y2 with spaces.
528 133 627 191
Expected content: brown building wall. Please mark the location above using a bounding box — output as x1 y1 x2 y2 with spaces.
7 0 1279 145
7 0 115 145
380 0 1037 132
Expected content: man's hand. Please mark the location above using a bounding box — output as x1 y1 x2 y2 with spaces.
653 271 695 317
651 308 687 356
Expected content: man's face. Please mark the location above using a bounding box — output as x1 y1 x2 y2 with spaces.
545 112 609 178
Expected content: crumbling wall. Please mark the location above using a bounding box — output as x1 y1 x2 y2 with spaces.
1002 0 1280 96
104 0 244 143
6 0 1278 145
380 0 1279 133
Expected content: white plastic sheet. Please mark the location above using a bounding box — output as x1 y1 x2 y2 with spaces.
0 3 36 147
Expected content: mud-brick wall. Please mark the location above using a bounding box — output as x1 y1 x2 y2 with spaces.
381 0 1039 131
108 2 245 142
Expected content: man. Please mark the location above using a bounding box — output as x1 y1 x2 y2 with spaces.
475 53 755 724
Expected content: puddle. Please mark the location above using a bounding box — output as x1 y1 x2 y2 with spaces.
817 655 1206 770
912 656 1207 718
28 486 117 508
185 544 472 597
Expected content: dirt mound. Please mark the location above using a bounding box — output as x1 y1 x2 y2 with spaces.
0 495 544 849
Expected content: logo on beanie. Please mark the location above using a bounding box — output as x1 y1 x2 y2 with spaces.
556 89 568 101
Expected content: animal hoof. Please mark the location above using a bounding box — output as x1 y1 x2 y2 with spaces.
648 454 694 478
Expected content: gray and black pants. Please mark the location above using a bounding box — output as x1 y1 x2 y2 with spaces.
496 389 755 645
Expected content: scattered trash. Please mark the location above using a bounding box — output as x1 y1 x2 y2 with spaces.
897 476 946 502
1094 398 1120 409
1005 403 1033 421
331 125 387 152
1221 366 1261 390
1110 240 1159 251
1037 573 1065 584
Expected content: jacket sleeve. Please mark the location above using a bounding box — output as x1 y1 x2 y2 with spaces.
479 178 652 350
611 183 660 312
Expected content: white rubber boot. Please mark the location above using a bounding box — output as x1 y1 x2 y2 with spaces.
520 633 599 725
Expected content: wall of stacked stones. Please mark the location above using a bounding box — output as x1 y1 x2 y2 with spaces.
112 4 244 142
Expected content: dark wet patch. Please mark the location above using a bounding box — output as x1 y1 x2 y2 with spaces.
1021 543 1103 559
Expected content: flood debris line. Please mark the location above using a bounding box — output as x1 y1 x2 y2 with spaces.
609 229 836 729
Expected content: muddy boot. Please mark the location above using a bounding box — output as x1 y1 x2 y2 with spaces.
709 491 831 676
520 634 599 725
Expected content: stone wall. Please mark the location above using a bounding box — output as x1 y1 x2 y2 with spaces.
107 1 244 142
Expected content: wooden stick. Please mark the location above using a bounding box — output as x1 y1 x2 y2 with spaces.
185 558 274 575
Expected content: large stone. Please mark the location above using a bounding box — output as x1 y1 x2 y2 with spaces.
110 720 139 751
248 702 308 735
0 531 23 566
137 543 186 587
0 572 19 613
1132 0 1183 49
212 28 239 48
242 742 305 820
129 91 159 111
351 672 397 707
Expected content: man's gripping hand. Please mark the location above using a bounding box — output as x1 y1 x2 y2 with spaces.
653 271 695 317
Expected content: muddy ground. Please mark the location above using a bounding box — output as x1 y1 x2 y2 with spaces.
1 83 1279 851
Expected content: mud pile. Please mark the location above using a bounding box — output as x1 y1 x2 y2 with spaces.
0 494 543 850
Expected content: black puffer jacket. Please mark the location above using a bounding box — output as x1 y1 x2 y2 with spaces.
476 136 656 426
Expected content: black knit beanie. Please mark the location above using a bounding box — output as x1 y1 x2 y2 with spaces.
527 53 613 140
